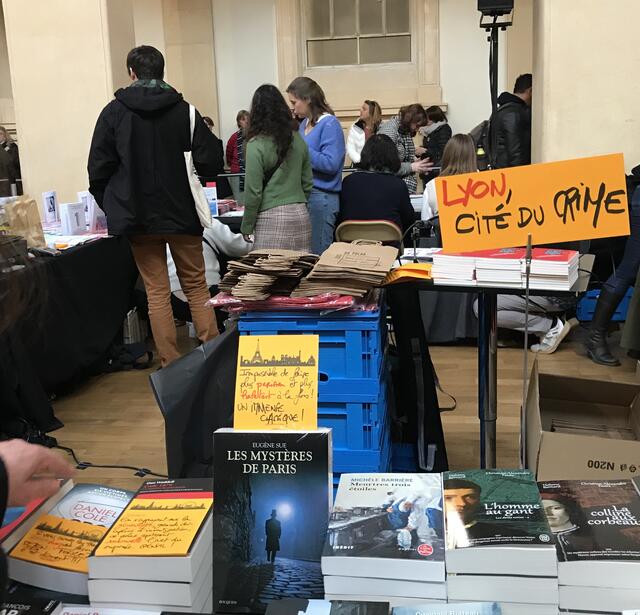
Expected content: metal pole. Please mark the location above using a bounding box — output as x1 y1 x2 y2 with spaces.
478 292 498 468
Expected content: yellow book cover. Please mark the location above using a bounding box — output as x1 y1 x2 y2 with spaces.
10 514 107 573
94 479 213 557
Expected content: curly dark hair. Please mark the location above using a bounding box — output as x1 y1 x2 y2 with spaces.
247 84 294 170
360 134 401 174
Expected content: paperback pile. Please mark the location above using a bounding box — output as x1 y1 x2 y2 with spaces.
213 428 332 613
88 479 213 613
7 483 133 595
218 249 319 300
322 473 446 606
539 478 640 614
292 242 398 297
525 248 579 290
444 469 558 614
431 252 476 286
474 248 526 288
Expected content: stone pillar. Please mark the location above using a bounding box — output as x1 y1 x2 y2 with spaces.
2 0 135 207
532 0 640 170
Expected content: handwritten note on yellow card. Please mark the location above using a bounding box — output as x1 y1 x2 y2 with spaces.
11 514 107 573
94 497 212 557
234 335 319 430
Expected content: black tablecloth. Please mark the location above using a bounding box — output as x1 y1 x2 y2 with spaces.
0 236 138 435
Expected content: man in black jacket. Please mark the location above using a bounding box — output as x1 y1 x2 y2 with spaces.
491 73 532 169
88 46 224 367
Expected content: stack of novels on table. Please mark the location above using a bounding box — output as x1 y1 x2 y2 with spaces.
474 248 526 288
431 247 579 290
322 474 446 607
292 243 398 298
526 248 579 290
539 478 640 614
444 469 558 615
6 482 134 595
431 252 476 286
213 428 332 614
88 479 213 613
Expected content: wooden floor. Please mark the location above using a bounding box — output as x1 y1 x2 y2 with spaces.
51 324 638 491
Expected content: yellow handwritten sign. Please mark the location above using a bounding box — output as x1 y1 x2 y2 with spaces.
94 496 212 557
436 153 630 252
234 335 319 430
11 514 107 573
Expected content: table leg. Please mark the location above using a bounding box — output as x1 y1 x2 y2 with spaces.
478 293 498 468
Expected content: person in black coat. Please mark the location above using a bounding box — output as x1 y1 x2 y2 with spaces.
88 46 224 367
265 509 282 563
491 73 532 169
339 134 415 241
420 106 452 183
0 128 20 195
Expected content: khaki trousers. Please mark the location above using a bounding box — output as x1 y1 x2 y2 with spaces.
129 234 218 366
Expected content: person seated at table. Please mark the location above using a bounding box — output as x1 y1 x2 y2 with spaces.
167 218 251 330
421 133 477 222
473 295 578 353
419 105 452 184
338 134 414 240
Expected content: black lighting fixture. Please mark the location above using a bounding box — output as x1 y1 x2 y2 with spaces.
478 0 514 116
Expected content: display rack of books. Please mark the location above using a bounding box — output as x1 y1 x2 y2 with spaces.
238 293 391 488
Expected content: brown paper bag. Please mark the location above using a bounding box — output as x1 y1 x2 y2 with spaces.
4 196 45 248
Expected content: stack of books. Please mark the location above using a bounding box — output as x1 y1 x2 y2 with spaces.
431 252 476 286
88 479 213 613
292 243 398 298
474 248 526 288
213 428 332 613
7 483 134 596
525 248 579 290
539 478 640 614
444 469 558 614
321 473 446 606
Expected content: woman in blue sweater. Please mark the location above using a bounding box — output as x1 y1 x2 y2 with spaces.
287 77 345 255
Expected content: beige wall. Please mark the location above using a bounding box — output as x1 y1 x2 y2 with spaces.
2 0 135 205
163 0 219 127
533 0 640 170
0 4 13 126
213 0 277 143
506 0 533 91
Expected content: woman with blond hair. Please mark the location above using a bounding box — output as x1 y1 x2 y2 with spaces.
421 133 477 221
287 76 345 255
346 99 382 167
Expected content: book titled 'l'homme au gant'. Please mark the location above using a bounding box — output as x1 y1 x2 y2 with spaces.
213 428 332 614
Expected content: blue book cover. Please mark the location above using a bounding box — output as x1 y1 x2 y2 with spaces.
213 428 332 614
392 603 501 615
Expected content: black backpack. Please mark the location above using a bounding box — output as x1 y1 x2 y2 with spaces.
469 102 519 170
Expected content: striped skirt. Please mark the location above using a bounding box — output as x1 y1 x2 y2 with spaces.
253 203 312 252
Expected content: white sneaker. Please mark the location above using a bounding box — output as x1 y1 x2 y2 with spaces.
531 317 576 354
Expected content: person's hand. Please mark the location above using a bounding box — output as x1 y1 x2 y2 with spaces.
0 439 75 506
411 157 433 174
243 234 254 243
414 146 427 157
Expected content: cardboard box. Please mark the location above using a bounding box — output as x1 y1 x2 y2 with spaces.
526 360 640 481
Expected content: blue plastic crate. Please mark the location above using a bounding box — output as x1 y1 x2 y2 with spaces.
577 288 633 322
319 377 389 454
332 443 392 499
238 309 387 399
333 424 391 474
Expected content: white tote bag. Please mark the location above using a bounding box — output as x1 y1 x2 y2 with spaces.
184 104 212 228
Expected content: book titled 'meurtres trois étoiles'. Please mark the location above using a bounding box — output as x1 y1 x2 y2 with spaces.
213 428 332 614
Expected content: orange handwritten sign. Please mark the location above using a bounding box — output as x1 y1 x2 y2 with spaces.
436 154 629 252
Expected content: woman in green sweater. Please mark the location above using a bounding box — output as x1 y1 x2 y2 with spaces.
242 84 313 251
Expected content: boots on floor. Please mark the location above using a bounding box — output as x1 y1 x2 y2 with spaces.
585 288 624 367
